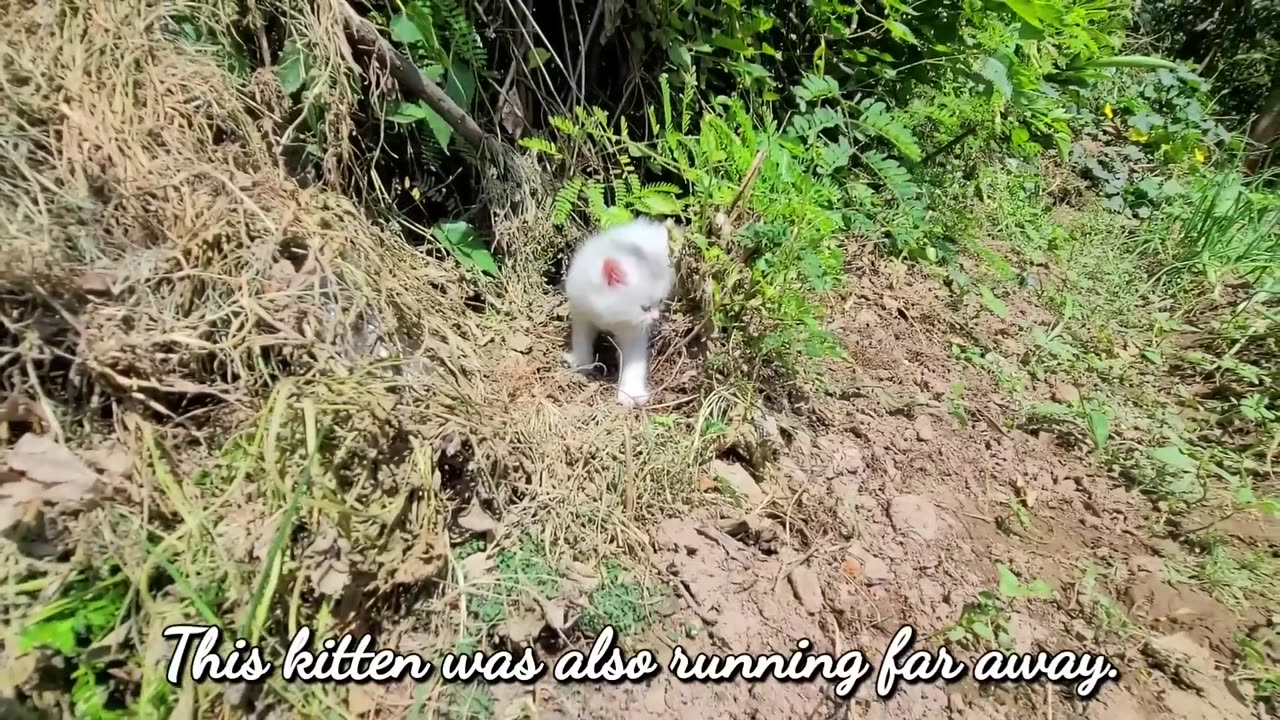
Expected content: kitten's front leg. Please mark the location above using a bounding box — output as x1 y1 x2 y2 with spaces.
562 314 597 371
614 328 651 408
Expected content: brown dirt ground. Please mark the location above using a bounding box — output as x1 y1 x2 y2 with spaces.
458 255 1266 720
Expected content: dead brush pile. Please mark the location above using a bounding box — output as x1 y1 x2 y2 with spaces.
0 0 785 716
0 0 500 714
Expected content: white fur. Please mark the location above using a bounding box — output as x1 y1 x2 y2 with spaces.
562 217 674 408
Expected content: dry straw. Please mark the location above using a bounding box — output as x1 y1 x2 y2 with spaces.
0 0 760 714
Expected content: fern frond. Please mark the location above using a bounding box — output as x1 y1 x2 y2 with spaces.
584 182 608 223
551 178 583 226
644 182 682 195
793 74 840 107
433 0 486 68
548 115 580 137
660 74 674 131
860 150 920 201
518 136 560 156
680 76 696 134
789 107 844 141
853 99 923 162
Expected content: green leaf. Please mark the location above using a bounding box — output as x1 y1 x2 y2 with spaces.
388 101 453 152
710 33 752 55
1152 445 1197 471
1233 485 1256 505
403 2 439 50
526 47 552 70
1086 408 1109 451
1084 55 1181 71
633 192 682 216
445 59 477 110
978 285 1010 318
21 617 80 655
277 40 306 95
883 19 917 44
972 621 996 642
947 626 968 641
980 56 1012 100
1026 579 1053 599
996 563 1022 597
389 13 425 46
387 101 430 123
467 247 499 276
996 0 1060 28
433 221 498 276
667 46 693 72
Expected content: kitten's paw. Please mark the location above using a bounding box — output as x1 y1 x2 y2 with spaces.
562 350 592 371
617 387 650 409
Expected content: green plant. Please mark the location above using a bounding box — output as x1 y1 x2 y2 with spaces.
1152 169 1280 285
947 563 1053 649
430 220 499 276
577 560 668 638
522 76 861 381
1077 564 1134 636
20 571 144 719
381 0 484 154
1235 628 1280 703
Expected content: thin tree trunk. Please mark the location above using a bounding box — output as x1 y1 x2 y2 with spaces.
1244 73 1280 174
331 0 503 157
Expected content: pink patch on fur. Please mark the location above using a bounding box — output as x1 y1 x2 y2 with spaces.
602 258 626 287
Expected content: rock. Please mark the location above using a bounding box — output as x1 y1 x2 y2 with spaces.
788 566 824 614
913 415 936 442
847 544 893 586
1128 554 1164 575
507 331 534 353
756 414 785 449
1052 381 1081 404
710 460 765 506
818 435 865 476
889 495 940 541
863 554 893 586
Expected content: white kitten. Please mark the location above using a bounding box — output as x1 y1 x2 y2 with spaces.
562 217 674 408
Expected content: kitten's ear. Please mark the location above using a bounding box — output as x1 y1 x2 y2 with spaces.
602 257 627 287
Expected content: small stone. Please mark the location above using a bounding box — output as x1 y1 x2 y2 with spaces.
789 566 824 614
507 331 533 353
845 544 893 586
1128 554 1164 575
913 414 936 442
709 460 765 506
889 495 940 541
757 414 784 449
1052 382 1081 404
818 435 865 475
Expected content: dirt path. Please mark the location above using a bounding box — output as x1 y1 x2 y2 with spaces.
483 257 1266 720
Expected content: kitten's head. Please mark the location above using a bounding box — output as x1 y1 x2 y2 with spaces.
599 217 672 326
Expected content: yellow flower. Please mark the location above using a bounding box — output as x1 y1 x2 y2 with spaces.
1194 147 1206 163
1102 103 1114 120
1128 128 1148 143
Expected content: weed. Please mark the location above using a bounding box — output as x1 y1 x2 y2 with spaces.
947 563 1054 650
1077 564 1135 638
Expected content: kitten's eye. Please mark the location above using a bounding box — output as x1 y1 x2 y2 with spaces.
641 304 652 312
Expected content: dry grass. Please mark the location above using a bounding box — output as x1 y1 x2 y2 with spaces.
0 0 764 716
